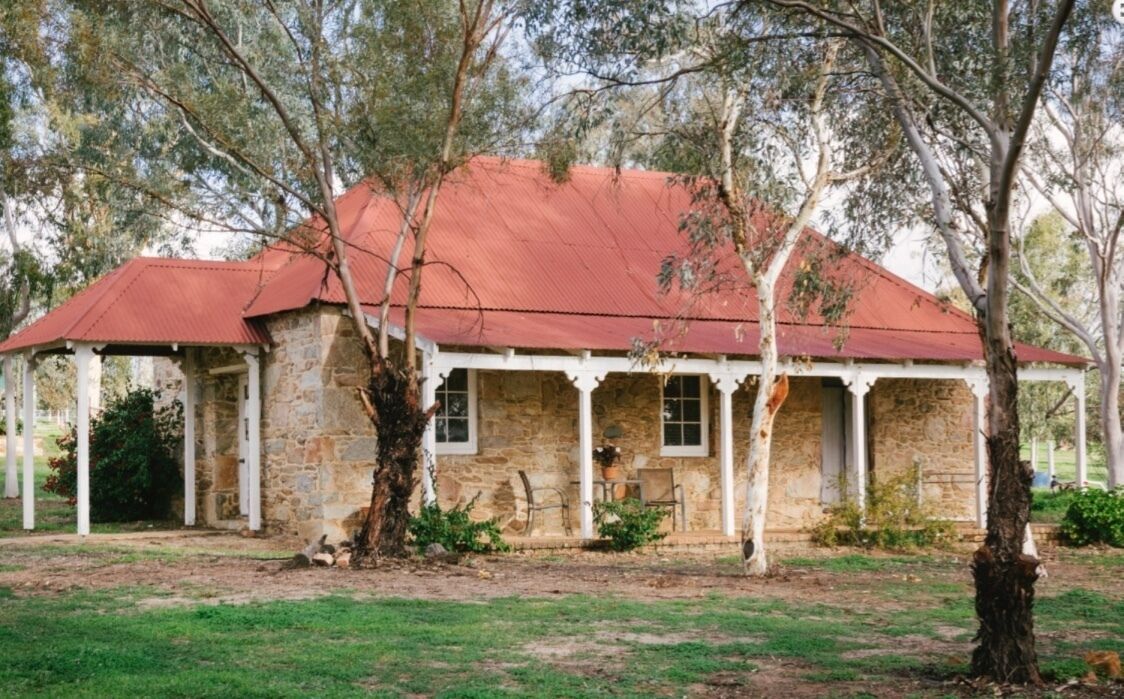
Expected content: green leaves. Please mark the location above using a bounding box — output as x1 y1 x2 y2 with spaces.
44 388 183 522
1060 487 1124 547
408 495 509 554
592 497 667 551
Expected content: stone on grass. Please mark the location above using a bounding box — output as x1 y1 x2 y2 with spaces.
424 543 448 559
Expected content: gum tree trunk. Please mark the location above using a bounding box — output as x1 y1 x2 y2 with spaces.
971 167 1041 684
742 279 788 575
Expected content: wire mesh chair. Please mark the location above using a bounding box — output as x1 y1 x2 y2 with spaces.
518 470 573 536
637 468 687 532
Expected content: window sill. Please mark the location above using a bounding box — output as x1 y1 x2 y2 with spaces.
659 446 708 458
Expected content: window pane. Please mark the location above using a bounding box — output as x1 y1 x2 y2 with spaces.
445 393 468 418
444 368 468 391
683 423 702 446
663 398 682 422
435 418 447 442
682 398 701 422
446 418 470 443
681 375 700 398
664 423 682 446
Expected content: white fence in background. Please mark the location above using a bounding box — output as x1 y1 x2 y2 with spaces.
0 408 76 428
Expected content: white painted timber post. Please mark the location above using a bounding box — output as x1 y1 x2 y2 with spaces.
420 354 438 505
22 353 36 529
243 348 262 530
1069 374 1087 488
4 355 17 498
712 373 740 537
1047 440 1055 480
182 350 196 526
968 378 989 529
1030 437 1038 473
844 373 873 512
74 344 95 536
567 368 604 539
88 353 102 416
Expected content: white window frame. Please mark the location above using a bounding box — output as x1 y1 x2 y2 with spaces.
435 368 478 456
659 374 709 457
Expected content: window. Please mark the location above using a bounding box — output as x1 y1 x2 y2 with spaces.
660 375 708 457
435 368 477 455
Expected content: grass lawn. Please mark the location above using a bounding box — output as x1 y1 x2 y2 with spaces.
0 540 1121 697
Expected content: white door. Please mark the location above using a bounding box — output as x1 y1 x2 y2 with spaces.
821 383 846 504
237 374 249 516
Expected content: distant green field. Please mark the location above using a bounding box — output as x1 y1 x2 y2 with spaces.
1021 442 1108 485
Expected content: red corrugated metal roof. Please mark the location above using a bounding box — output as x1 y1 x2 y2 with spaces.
0 156 1088 366
0 258 271 353
248 156 1086 366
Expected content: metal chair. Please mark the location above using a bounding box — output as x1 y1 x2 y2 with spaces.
637 468 687 532
518 470 573 536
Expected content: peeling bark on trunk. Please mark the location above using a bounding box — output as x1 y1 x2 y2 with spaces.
354 359 433 558
742 279 790 575
971 190 1041 685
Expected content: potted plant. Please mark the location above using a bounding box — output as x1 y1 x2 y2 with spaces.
593 444 623 488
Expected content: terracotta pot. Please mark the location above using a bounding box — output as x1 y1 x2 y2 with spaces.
601 465 627 500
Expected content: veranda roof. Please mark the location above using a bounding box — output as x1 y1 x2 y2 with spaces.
0 156 1088 366
0 258 271 353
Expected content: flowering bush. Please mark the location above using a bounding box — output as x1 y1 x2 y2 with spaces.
44 388 182 522
592 444 621 468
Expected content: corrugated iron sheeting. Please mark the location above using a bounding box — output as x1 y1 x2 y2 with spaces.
0 258 271 353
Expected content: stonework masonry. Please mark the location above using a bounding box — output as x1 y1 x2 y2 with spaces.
159 305 981 538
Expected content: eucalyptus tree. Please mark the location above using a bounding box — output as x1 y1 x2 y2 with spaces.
1011 214 1094 469
1015 7 1122 488
762 0 1078 683
528 2 900 575
77 0 531 557
0 2 189 333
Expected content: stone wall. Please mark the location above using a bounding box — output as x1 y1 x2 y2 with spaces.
158 303 981 537
154 346 244 528
437 373 828 533
870 378 977 521
260 306 375 542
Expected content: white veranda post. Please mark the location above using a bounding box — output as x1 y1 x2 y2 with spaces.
567 368 604 539
968 379 989 528
1047 441 1055 480
1069 375 1087 487
845 374 873 511
74 344 96 536
22 353 35 529
420 354 438 505
242 348 262 530
181 350 196 526
711 373 741 537
4 354 16 498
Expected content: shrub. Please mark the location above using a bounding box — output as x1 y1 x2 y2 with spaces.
593 498 667 551
1 417 23 435
1060 488 1124 547
408 494 509 554
44 388 182 522
810 466 955 549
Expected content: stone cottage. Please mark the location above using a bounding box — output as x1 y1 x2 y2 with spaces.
0 157 1089 541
